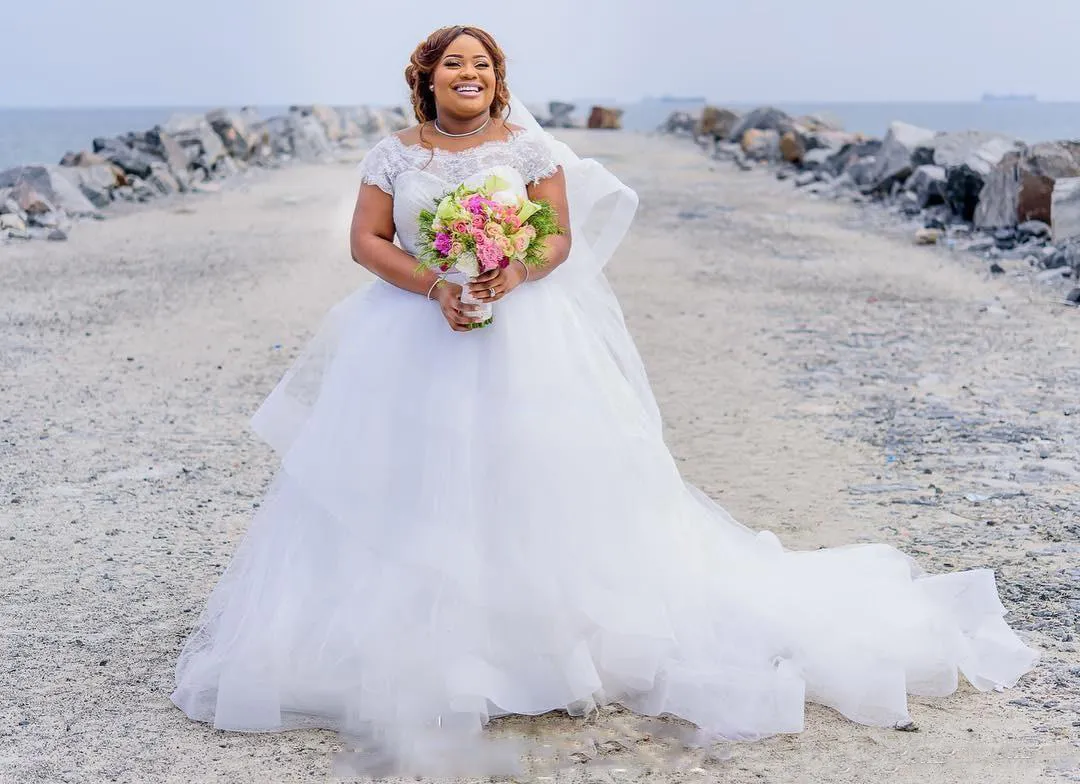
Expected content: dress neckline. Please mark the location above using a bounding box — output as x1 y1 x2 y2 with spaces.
388 127 527 156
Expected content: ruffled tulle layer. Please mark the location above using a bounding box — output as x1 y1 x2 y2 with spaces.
171 278 1037 745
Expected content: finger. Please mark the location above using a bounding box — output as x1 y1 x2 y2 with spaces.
473 269 499 282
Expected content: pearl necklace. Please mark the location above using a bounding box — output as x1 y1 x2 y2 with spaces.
433 115 491 138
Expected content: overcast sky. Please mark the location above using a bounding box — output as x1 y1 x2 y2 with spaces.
6 0 1079 107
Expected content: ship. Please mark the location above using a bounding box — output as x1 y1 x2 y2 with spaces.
981 93 1037 102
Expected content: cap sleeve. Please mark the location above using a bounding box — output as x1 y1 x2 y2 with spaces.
514 132 559 185
358 137 396 196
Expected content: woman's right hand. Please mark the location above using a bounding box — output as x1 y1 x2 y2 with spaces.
434 281 481 332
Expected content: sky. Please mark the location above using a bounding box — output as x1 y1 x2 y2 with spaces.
5 0 1080 107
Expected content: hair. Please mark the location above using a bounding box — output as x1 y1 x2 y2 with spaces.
405 25 510 124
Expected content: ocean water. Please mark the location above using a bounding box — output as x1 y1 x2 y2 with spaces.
3 101 1080 172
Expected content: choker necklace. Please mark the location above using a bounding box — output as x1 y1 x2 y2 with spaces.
433 116 491 138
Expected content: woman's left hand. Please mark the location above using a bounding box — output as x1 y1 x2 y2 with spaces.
467 262 525 303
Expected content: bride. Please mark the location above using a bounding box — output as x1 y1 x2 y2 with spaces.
172 23 1037 762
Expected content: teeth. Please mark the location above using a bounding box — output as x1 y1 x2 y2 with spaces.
455 86 480 93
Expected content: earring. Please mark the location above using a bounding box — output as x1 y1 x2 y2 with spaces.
429 84 434 91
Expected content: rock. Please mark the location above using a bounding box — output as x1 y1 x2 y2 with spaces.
0 213 26 232
846 158 879 189
915 227 942 245
162 114 228 166
0 165 98 216
945 166 988 223
822 138 882 179
293 104 345 141
56 163 125 209
870 121 937 192
91 137 159 179
696 106 740 139
287 113 335 160
802 148 832 171
207 108 260 159
794 171 817 187
931 131 1021 170
47 228 68 241
1051 177 1080 242
59 150 109 167
146 128 192 184
660 111 696 135
28 210 64 228
546 102 576 128
780 131 806 164
1018 219 1052 239
989 262 1006 274
587 106 623 130
906 164 948 208
741 129 781 161
975 142 1080 229
727 106 794 142
1065 287 1080 304
147 162 181 195
795 112 843 132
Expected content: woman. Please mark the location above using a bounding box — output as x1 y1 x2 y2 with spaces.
172 24 1036 756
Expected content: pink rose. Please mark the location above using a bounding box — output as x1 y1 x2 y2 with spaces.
452 220 469 234
476 240 503 271
471 214 485 229
484 222 503 238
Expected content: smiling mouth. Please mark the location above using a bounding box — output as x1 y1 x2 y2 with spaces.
453 84 483 95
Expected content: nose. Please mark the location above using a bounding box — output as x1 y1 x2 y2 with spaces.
459 63 478 79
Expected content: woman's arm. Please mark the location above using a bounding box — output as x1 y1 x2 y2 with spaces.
350 182 479 331
523 167 572 279
349 183 444 297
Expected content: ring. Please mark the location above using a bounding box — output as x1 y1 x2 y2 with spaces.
488 287 496 298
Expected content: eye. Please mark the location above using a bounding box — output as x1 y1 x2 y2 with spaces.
476 61 491 69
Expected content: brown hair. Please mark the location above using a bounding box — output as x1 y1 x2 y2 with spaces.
405 25 510 124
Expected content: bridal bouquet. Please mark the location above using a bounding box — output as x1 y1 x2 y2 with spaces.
416 174 561 328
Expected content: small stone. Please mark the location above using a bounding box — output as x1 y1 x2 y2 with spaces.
1064 287 1080 304
915 228 941 245
989 262 1005 274
47 229 68 242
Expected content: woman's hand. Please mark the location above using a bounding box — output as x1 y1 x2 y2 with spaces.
433 280 483 332
467 262 526 304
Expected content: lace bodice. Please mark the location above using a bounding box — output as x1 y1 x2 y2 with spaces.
358 131 559 257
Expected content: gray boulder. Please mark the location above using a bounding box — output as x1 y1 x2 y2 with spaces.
659 111 696 135
147 162 181 195
56 163 124 208
548 102 576 128
0 165 99 216
906 164 948 208
975 142 1080 229
1051 177 1080 242
801 148 833 171
162 114 228 167
91 138 157 179
727 106 793 143
207 108 260 159
930 131 1021 170
869 121 937 192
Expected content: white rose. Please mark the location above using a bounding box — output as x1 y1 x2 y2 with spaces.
454 251 479 279
490 190 520 208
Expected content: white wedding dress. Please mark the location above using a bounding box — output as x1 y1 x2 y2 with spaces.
171 115 1037 756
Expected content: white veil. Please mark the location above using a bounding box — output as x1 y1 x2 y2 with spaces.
504 94 662 433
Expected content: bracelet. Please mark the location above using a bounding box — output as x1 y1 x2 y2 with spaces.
515 258 530 283
426 276 444 300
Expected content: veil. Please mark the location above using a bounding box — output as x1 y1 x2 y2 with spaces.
504 94 662 433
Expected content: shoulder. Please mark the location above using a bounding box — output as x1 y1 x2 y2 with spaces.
359 134 409 195
505 126 560 184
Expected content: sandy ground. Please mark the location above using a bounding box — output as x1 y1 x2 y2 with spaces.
1 130 1078 783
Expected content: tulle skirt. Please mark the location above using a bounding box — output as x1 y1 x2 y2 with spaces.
171 272 1037 748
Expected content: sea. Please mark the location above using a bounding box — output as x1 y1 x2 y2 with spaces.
2 100 1080 172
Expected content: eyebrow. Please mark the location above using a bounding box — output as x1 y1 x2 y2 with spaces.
442 53 490 60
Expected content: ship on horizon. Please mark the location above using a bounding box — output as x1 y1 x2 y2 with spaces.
981 93 1037 102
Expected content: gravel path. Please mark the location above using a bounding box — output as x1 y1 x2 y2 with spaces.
1 130 1077 783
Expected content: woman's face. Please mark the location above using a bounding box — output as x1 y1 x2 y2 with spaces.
431 34 496 120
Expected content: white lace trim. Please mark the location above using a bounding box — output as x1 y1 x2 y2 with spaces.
358 130 559 196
